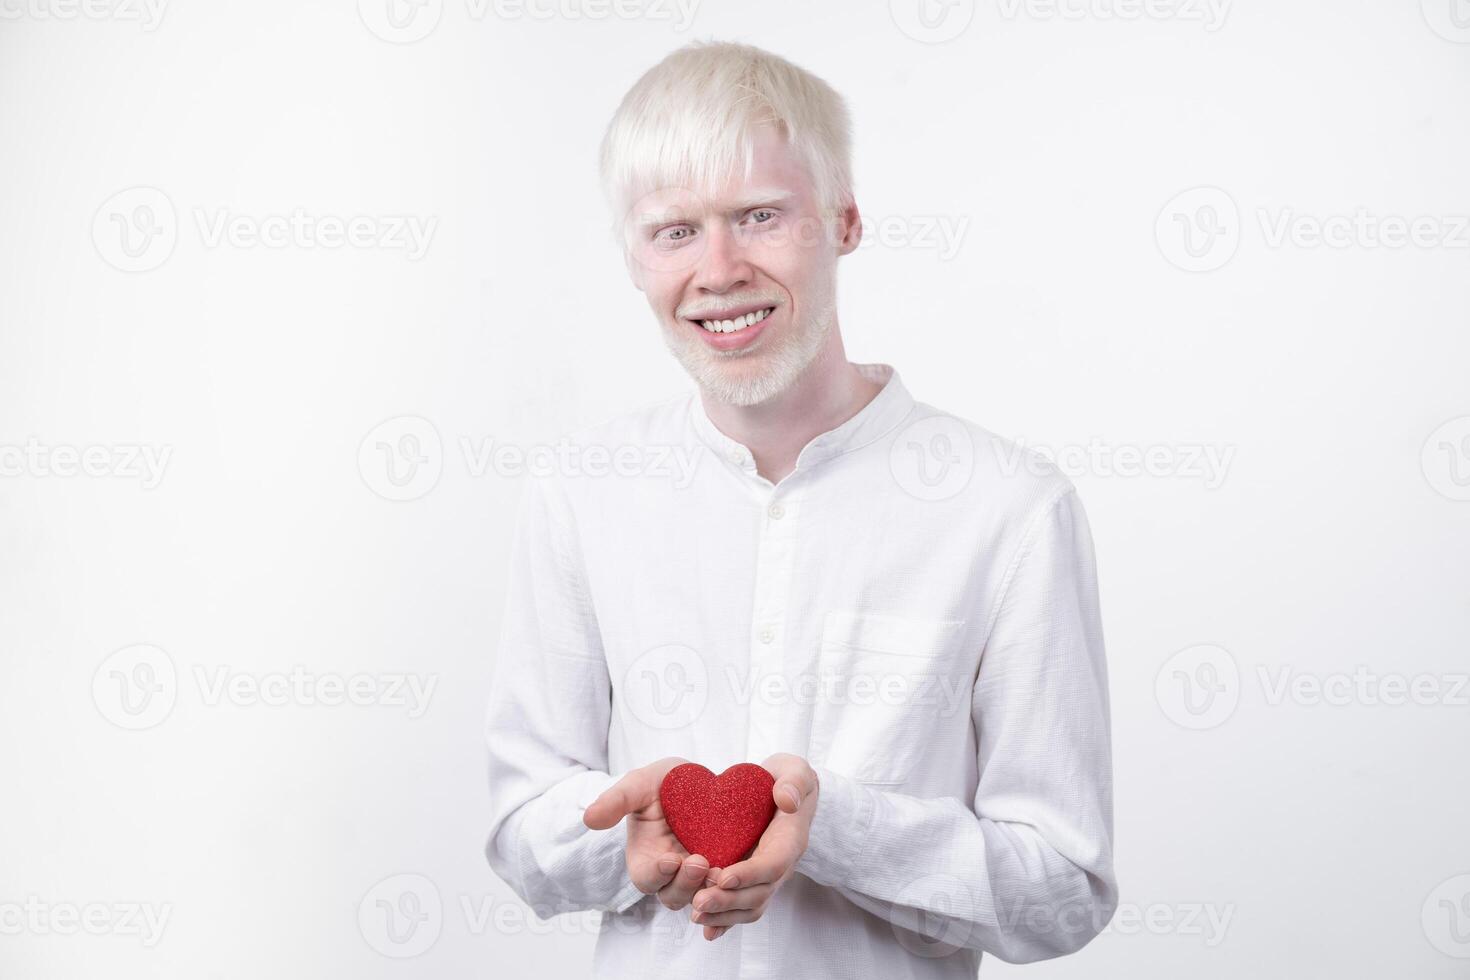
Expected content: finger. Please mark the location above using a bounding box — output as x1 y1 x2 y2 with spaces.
714 836 797 890
583 770 657 830
703 924 730 941
692 907 762 928
656 853 709 910
693 882 773 914
631 851 683 895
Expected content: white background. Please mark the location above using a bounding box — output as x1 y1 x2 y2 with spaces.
2 1 1468 977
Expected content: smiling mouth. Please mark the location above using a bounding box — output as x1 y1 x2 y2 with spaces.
689 306 776 335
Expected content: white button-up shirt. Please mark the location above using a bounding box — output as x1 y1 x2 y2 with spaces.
484 362 1117 978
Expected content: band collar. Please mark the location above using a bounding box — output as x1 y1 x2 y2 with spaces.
687 362 915 476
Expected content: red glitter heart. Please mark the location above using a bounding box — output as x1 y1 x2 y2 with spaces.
658 762 777 870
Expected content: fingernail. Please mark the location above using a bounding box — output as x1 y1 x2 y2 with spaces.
704 875 719 888
657 855 678 874
782 785 801 809
722 874 739 889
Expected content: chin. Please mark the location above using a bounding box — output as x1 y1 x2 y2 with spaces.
696 347 807 408
708 378 783 408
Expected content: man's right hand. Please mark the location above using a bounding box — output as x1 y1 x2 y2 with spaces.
583 757 719 912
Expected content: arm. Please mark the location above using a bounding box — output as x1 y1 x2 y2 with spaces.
483 472 644 917
793 487 1117 962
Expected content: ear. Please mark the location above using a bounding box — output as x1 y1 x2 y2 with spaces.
835 199 862 257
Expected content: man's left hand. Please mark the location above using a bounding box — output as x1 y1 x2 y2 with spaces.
689 752 819 941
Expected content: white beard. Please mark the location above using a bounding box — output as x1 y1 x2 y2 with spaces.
660 280 838 408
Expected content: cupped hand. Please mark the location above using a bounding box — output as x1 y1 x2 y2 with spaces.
583 756 715 911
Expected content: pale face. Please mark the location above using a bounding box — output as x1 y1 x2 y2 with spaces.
623 124 860 407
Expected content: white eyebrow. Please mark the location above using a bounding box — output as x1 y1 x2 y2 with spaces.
721 188 796 212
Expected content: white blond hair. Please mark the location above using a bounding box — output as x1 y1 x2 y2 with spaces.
598 40 854 246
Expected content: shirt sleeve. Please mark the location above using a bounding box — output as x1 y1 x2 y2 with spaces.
484 473 645 917
794 486 1118 963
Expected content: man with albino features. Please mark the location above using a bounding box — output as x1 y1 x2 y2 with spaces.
485 40 1117 978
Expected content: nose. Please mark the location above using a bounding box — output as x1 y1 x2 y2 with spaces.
692 219 753 294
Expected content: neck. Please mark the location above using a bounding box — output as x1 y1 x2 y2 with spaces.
698 328 884 484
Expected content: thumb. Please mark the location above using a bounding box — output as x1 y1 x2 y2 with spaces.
761 754 816 813
773 779 803 813
583 768 657 830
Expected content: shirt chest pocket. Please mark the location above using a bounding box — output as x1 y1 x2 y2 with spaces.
807 610 969 786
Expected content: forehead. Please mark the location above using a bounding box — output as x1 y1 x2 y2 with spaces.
630 124 813 228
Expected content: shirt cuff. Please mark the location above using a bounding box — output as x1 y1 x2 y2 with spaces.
573 770 647 915
609 874 646 913
794 765 873 890
572 769 622 808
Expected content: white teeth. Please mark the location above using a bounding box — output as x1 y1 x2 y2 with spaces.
699 307 773 334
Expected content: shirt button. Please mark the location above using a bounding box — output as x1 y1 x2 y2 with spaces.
768 502 785 519
758 627 774 644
